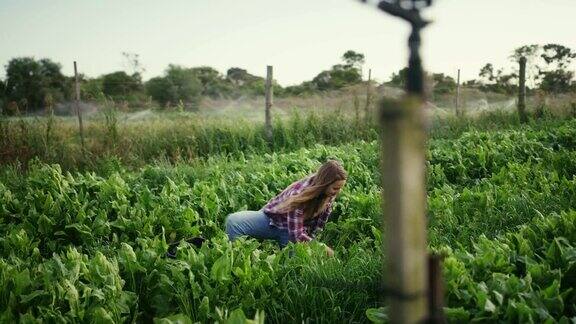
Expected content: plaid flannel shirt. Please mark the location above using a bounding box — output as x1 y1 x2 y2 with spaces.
262 175 334 242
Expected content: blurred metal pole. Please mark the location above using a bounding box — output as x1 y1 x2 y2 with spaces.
380 96 428 323
361 1 439 323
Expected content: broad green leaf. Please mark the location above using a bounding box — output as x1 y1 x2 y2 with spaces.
153 314 193 324
211 254 231 282
365 307 388 323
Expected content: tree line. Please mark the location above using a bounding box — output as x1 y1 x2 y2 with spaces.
0 50 366 114
390 44 576 97
0 45 574 114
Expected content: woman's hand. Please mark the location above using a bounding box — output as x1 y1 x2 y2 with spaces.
324 245 334 257
318 242 334 257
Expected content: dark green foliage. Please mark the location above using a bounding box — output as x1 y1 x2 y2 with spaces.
190 66 233 99
479 44 576 95
478 63 518 95
342 50 365 69
3 57 70 112
80 77 105 101
312 64 362 91
389 69 457 94
101 71 142 97
145 77 173 106
145 65 202 108
283 50 365 95
539 69 574 94
432 73 457 95
443 211 576 322
226 67 261 85
282 81 317 96
0 79 6 109
330 64 362 88
541 44 576 69
225 67 287 98
1 120 576 322
389 67 408 88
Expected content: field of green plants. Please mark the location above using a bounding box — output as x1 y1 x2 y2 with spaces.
1 115 576 323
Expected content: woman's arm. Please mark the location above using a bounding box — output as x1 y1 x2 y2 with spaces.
315 205 331 231
311 198 334 236
287 208 313 242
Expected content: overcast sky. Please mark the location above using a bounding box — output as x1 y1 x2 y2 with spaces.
1 0 575 86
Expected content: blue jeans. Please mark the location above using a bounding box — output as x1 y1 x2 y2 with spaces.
225 210 290 247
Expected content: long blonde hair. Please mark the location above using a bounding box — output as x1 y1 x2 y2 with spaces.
276 160 347 219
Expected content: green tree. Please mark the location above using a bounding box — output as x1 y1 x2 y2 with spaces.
0 79 6 108
226 67 260 86
145 77 172 106
328 64 362 88
312 71 333 91
431 73 456 94
463 79 480 87
122 52 146 76
538 44 576 93
508 44 575 94
541 44 576 69
37 58 70 105
4 57 69 111
389 68 455 94
225 67 279 98
283 81 316 96
81 77 105 101
478 63 518 94
311 66 361 91
190 66 232 98
310 51 365 91
145 65 202 108
342 50 365 70
266 50 365 95
510 44 541 88
389 67 409 88
539 69 574 94
101 71 142 98
479 63 496 82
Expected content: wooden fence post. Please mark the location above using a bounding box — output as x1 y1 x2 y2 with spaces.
380 96 428 323
265 65 273 146
354 91 360 125
74 61 85 152
365 68 372 124
518 57 528 123
456 69 461 117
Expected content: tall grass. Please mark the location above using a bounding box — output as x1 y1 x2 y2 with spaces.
0 102 573 172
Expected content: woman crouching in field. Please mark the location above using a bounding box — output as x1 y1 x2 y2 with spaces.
225 160 347 257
